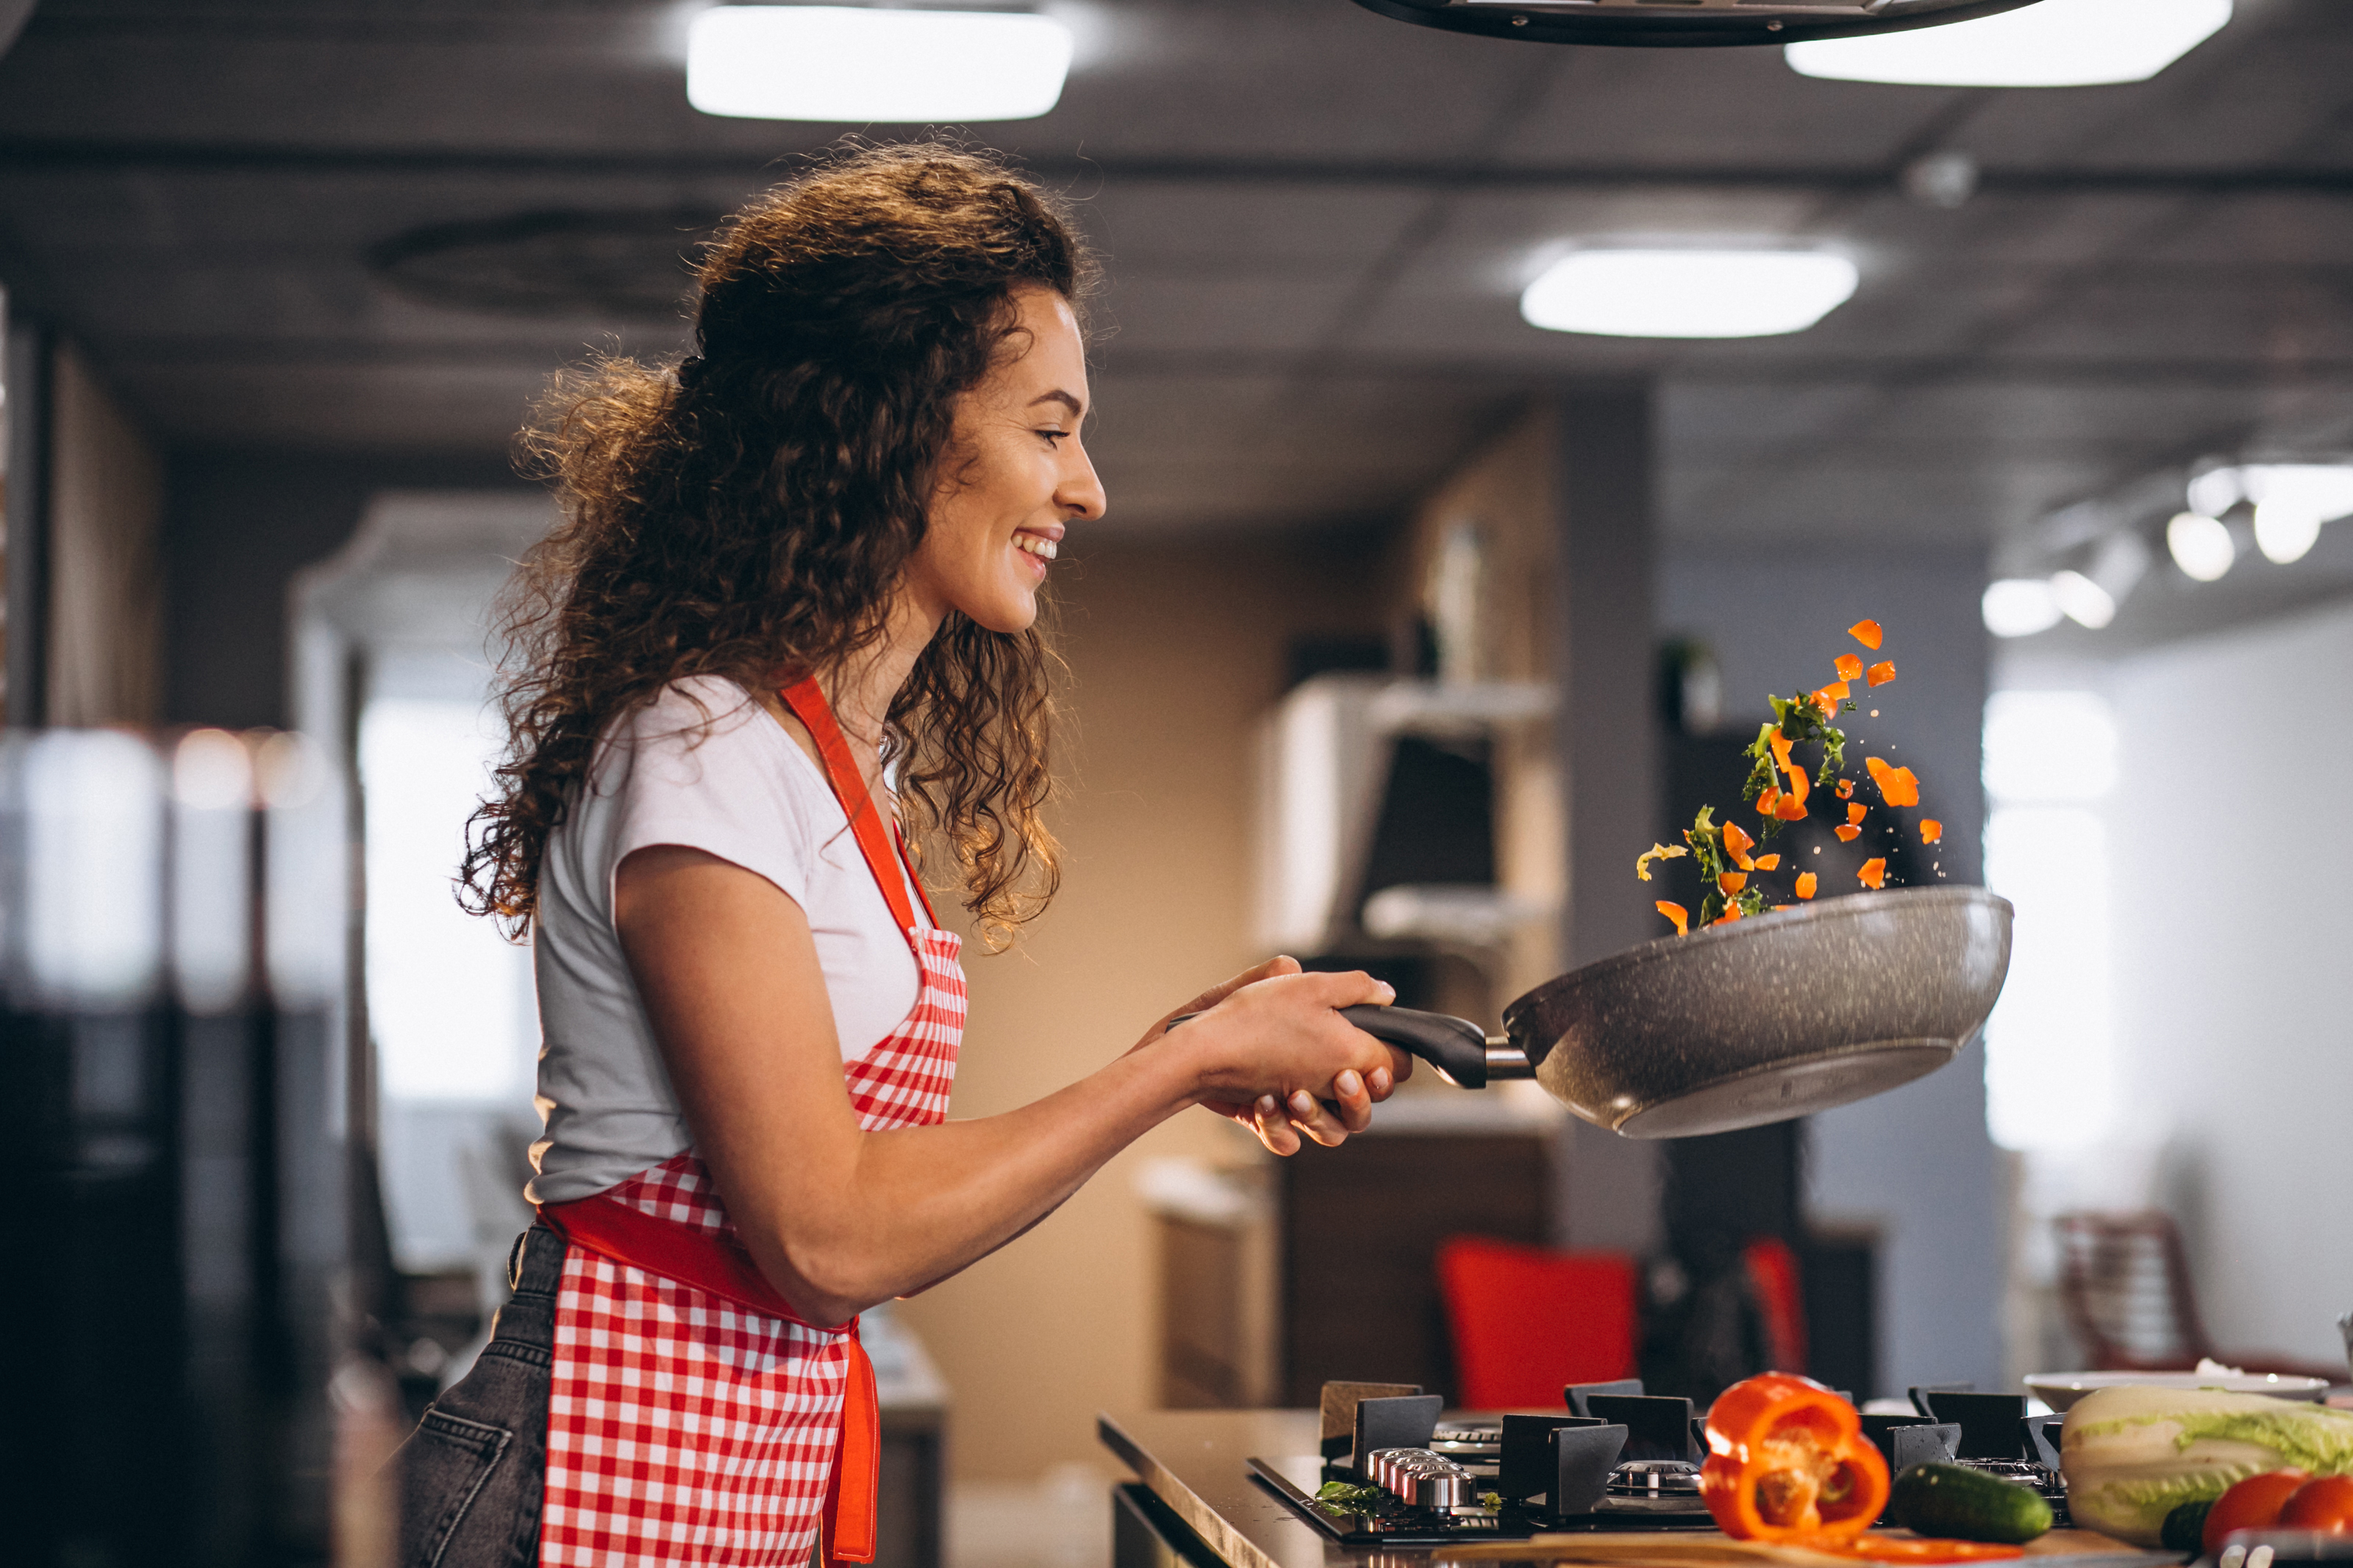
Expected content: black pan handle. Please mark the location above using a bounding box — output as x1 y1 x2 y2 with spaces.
1164 1004 1496 1089
1335 1004 1490 1089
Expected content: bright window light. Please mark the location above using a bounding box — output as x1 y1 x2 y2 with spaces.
360 697 538 1103
1982 690 2119 1152
2049 568 2115 629
687 6 1074 123
1983 577 2063 638
1786 0 2232 89
1520 250 1859 339
2165 511 2235 582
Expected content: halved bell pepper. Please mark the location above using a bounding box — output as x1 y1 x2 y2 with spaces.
1701 1372 1890 1545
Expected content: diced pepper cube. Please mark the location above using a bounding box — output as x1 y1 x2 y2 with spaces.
1866 661 1896 687
1849 619 1883 651
1835 654 1864 683
1858 858 1887 889
1657 901 1690 937
1796 873 1818 900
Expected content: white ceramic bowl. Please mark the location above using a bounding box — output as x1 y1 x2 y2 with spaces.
2025 1371 2333 1414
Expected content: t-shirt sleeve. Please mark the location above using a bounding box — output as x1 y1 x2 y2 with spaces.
596 680 815 914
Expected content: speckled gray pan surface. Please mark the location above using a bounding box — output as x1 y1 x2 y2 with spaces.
1506 887 2013 1139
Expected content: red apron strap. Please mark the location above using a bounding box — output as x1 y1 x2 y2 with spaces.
777 676 929 941
821 1329 882 1566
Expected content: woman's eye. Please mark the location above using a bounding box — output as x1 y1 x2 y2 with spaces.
1038 429 1068 445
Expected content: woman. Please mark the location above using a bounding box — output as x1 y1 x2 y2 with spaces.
394 143 1408 1568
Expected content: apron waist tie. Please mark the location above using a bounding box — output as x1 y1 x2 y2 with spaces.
538 1192 882 1567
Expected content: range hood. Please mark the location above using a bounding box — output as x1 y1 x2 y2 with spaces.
1347 0 2042 49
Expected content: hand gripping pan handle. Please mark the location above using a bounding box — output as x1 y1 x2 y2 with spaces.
1165 1004 1530 1090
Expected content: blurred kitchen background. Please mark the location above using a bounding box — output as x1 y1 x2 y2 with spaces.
3 1 2350 1565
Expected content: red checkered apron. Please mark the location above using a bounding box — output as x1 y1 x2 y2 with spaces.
535 676 964 1567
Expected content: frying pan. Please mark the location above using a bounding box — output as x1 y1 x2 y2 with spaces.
1250 887 2012 1139
1346 0 2043 49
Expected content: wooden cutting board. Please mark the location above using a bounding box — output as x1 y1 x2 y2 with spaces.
1433 1530 2176 1568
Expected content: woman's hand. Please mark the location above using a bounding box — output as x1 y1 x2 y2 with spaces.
1144 956 1412 1156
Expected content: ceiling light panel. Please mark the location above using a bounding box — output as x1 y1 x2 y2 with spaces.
687 7 1074 123
1785 0 2232 88
1520 251 1859 340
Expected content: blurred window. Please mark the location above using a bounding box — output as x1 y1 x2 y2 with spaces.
1981 690 2117 1150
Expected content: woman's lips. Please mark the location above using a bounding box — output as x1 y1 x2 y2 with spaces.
1014 532 1058 561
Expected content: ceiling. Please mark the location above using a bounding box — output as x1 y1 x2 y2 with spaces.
5 0 2353 565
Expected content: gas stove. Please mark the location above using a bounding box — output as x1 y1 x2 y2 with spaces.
1248 1382 2072 1547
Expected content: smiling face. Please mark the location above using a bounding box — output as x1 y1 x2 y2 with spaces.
901 286 1104 637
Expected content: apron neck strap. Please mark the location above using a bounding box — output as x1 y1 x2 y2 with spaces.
776 676 938 939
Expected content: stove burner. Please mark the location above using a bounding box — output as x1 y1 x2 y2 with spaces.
1610 1459 1704 1498
1366 1447 1477 1509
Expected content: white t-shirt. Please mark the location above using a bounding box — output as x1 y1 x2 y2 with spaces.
527 675 924 1205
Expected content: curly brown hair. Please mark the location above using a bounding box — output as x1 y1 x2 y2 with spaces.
460 141 1094 945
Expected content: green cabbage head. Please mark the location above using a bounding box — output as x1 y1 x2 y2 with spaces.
2062 1385 2353 1545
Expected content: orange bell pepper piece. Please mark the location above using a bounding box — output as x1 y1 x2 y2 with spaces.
1835 825 1860 842
1921 820 1943 845
1826 1541 2024 1564
1783 762 1810 804
1719 872 1749 895
1775 792 1810 823
1657 901 1690 937
1885 766 1920 808
1713 905 1745 926
1769 730 1796 774
1834 654 1863 684
1722 821 1757 870
1836 778 1855 801
1847 803 1867 826
1795 872 1818 901
1700 1373 1889 1545
1859 858 1887 889
1812 681 1850 717
1866 661 1896 688
1849 619 1883 651
1753 854 1782 871
1757 786 1784 818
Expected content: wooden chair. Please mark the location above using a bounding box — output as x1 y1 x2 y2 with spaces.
2054 1211 2344 1380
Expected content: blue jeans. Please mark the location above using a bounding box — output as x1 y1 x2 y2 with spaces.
392 1228 562 1568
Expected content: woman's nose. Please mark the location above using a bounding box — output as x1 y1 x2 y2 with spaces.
1060 446 1107 522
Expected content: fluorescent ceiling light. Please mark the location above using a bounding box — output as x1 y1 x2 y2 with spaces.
1520 250 1859 340
2165 511 2235 582
688 6 1074 122
1982 578 2063 639
2049 569 2116 629
1786 0 2231 89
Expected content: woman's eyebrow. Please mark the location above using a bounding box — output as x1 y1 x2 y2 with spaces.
1029 390 1085 418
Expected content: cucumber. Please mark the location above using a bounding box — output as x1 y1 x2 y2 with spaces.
1888 1464 2054 1544
2161 1499 2214 1554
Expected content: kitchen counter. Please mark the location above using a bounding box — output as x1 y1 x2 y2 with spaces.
1097 1408 2182 1568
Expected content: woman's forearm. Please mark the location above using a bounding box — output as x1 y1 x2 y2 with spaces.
617 844 1397 1328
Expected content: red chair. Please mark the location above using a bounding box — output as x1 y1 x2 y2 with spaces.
1436 1236 1638 1410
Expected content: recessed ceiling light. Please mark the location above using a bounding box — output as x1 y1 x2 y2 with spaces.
1519 250 1860 340
687 6 1074 123
1982 579 2064 639
2165 512 2235 582
1785 0 2231 88
2187 463 2353 565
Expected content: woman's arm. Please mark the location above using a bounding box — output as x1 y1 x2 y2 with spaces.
615 844 1402 1328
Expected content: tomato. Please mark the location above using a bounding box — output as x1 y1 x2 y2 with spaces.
2279 1475 2353 1534
2204 1471 2310 1553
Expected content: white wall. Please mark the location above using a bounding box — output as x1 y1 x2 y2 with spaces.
1660 546 2003 1396
2107 601 2353 1367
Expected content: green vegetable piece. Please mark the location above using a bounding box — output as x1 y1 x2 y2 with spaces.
1481 1492 1502 1513
1888 1463 2053 1544
1314 1481 1383 1512
2161 1498 2215 1554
